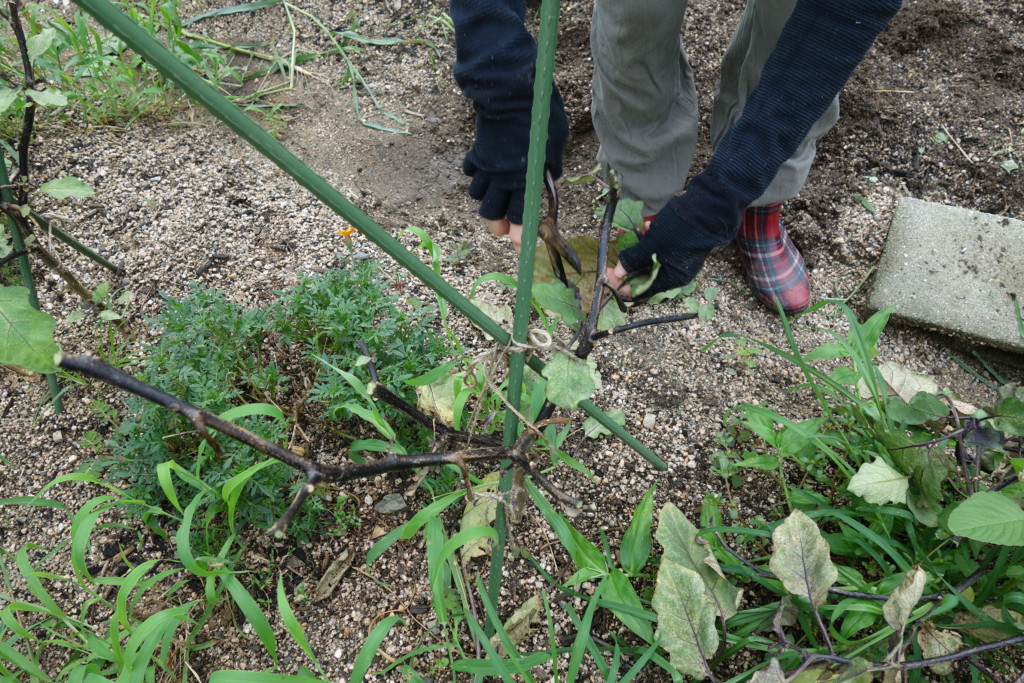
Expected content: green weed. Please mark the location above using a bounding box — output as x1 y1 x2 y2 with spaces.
101 262 450 548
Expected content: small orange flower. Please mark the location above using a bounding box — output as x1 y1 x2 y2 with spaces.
336 226 357 248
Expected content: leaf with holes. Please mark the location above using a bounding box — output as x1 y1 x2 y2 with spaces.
769 509 837 608
0 286 60 374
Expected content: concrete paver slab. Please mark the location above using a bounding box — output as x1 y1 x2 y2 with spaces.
868 198 1024 354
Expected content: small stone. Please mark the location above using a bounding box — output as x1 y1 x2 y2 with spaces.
285 554 305 569
642 413 656 429
334 648 342 659
52 430 63 442
374 493 407 514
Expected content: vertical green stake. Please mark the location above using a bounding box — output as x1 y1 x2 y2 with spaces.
0 161 63 412
488 0 562 626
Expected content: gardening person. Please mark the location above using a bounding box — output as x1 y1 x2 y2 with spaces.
449 0 902 313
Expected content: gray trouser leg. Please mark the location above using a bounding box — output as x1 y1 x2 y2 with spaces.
591 0 694 217
591 0 840 214
710 0 840 206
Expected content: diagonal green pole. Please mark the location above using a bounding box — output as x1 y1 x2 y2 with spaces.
72 0 663 469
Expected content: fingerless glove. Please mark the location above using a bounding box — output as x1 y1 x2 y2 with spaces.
451 0 569 224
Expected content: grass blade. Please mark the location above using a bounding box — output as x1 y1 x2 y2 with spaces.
349 615 404 682
277 574 324 676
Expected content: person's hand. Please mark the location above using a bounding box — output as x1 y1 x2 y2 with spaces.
485 218 523 251
614 171 743 298
462 88 568 237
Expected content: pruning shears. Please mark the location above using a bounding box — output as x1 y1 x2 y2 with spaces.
538 169 583 285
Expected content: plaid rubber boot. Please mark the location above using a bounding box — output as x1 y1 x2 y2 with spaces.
735 203 811 314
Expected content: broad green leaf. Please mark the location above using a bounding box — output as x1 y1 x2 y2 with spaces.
776 417 828 459
886 391 950 425
38 176 94 200
620 485 655 575
460 472 500 566
656 504 742 619
858 307 892 357
616 229 640 251
882 567 926 632
878 425 949 525
916 623 962 675
611 198 644 233
0 286 60 374
0 87 19 114
647 281 695 305
750 659 786 683
27 88 66 107
532 281 584 326
769 509 837 608
652 560 717 679
947 491 1024 545
542 352 601 410
735 454 780 470
27 28 57 63
489 594 542 654
848 458 909 505
597 301 627 331
992 396 1024 436
91 281 110 304
582 408 626 439
804 342 851 361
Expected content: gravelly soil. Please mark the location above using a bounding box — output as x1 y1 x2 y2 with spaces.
1 0 1023 679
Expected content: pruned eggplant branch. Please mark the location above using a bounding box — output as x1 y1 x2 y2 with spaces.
59 353 581 536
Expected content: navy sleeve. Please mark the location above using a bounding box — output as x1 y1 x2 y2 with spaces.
450 0 568 222
620 0 903 294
